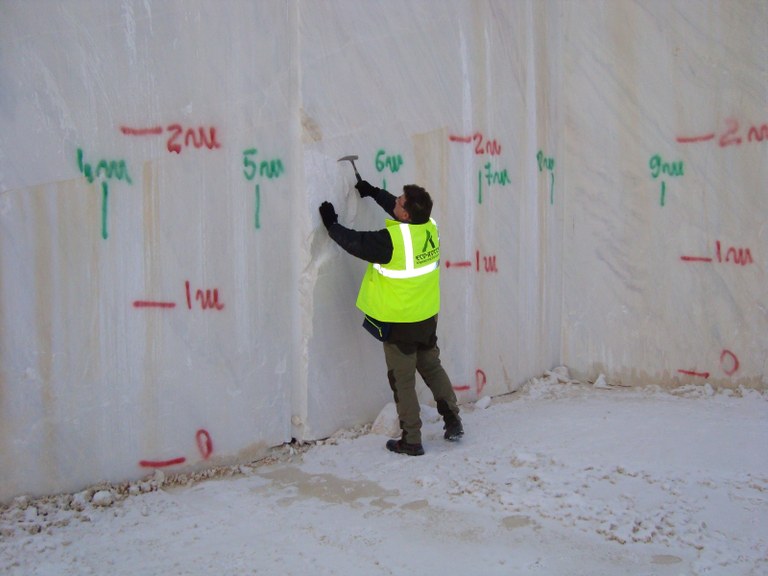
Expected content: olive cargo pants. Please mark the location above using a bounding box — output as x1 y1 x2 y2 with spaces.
383 317 460 445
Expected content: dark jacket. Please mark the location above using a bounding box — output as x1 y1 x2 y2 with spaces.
326 182 438 346
327 184 396 264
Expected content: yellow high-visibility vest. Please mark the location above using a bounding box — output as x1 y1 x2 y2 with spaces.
356 218 440 322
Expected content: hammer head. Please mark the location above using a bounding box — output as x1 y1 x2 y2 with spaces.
338 155 358 162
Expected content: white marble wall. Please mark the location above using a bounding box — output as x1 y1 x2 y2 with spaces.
560 1 767 388
0 0 764 500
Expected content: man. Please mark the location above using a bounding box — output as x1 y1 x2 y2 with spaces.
318 179 463 456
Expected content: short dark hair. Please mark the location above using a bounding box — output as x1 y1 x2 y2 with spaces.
402 185 432 224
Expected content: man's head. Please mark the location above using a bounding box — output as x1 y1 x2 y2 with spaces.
394 184 433 224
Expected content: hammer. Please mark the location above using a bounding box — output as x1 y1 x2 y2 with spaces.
338 154 361 182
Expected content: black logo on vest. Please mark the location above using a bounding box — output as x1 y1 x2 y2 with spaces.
416 230 439 263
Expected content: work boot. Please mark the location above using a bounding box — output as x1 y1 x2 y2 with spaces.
386 439 425 456
443 420 464 441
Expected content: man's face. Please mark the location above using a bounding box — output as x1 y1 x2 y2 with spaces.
394 194 410 222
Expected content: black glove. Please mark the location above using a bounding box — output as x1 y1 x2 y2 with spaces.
318 201 338 229
355 179 376 199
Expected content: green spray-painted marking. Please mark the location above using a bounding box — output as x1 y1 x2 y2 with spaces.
254 184 261 229
243 148 285 231
477 169 483 204
77 148 132 240
537 150 556 205
477 162 511 204
483 162 511 186
649 154 683 207
648 155 684 179
375 149 403 173
77 148 132 185
101 181 109 239
243 148 284 180
549 172 555 205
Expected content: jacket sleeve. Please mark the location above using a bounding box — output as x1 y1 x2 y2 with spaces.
363 183 397 219
327 224 393 264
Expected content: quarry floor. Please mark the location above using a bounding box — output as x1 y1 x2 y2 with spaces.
1 376 766 576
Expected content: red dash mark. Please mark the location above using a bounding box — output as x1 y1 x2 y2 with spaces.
680 256 713 263
677 369 710 379
676 133 715 144
449 134 473 143
120 125 163 136
196 429 213 460
139 457 187 468
445 260 472 268
133 301 177 308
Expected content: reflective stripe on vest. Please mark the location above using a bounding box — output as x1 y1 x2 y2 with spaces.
355 217 440 322
373 220 439 279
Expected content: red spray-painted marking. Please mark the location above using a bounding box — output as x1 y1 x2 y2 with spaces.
448 132 502 155
445 260 472 268
120 124 222 154
676 118 768 147
476 369 487 395
454 369 487 395
196 429 213 460
720 349 740 376
445 251 497 272
676 133 715 144
139 429 214 469
133 301 177 308
477 251 498 272
121 125 163 136
680 256 713 263
166 124 221 154
678 350 740 380
185 281 225 310
134 282 227 312
680 241 754 266
716 242 754 266
139 456 187 468
677 369 710 379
